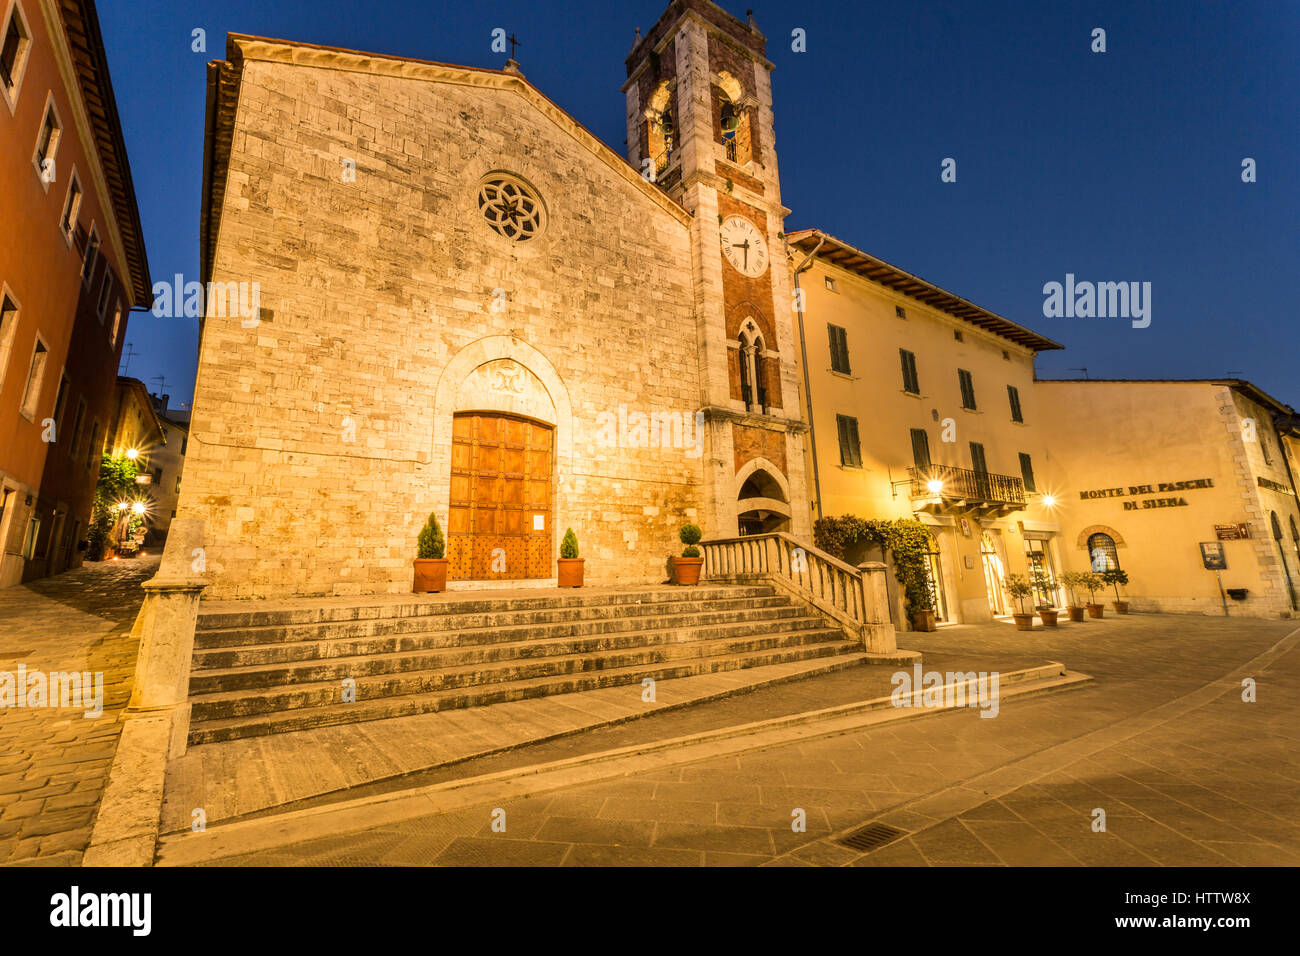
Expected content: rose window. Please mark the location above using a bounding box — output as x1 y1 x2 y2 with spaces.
477 176 544 241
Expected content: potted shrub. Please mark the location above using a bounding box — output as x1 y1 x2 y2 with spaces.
1103 568 1130 613
1031 569 1059 627
1002 573 1035 630
1083 571 1106 618
557 527 584 587
673 523 703 585
1060 570 1089 622
413 512 448 593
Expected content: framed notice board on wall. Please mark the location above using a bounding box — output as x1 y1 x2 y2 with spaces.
1200 541 1227 570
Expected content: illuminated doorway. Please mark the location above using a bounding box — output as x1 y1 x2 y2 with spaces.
922 530 949 622
980 532 1007 615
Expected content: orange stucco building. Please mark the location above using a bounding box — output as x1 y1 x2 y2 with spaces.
0 0 150 585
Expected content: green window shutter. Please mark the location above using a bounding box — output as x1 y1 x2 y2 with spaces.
829 325 850 374
837 414 861 467
1008 385 1023 423
959 369 976 410
910 428 931 470
1019 453 1036 492
970 441 988 475
900 349 918 394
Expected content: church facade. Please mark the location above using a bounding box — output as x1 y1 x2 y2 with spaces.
184 1 808 598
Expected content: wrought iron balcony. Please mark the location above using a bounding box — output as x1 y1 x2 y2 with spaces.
907 464 1026 515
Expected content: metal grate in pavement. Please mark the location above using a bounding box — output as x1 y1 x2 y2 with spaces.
840 822 908 853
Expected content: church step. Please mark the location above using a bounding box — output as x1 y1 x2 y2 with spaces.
195 584 778 634
194 593 795 650
193 603 815 667
188 619 840 694
188 627 849 719
186 639 861 744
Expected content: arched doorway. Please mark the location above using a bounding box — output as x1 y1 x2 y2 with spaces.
736 464 790 535
448 412 554 581
922 529 949 622
980 532 1007 615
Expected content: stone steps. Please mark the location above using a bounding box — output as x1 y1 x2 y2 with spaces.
191 613 831 683
193 600 806 665
188 640 860 744
186 584 857 745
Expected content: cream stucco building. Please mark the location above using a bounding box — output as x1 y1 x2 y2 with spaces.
787 230 1069 624
1036 379 1300 618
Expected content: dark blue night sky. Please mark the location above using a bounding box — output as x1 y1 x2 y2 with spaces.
99 0 1299 412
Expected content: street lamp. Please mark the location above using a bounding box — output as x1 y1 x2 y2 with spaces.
926 479 944 494
125 448 139 460
131 502 146 515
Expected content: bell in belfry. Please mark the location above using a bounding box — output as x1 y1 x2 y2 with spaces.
720 100 740 133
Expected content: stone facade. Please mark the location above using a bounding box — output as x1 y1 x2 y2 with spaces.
184 37 719 598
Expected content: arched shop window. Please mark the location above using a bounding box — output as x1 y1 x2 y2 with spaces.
1088 533 1119 572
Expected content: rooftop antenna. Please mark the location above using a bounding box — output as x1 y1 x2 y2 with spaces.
1068 367 1089 379
119 343 137 375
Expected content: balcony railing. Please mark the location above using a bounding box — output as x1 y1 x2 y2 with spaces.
908 464 1026 508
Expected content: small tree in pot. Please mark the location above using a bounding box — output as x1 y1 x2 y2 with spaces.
557 527 584 587
1103 568 1130 613
1031 568 1059 626
1083 571 1106 618
674 523 703 585
1002 573 1035 630
413 513 448 593
1059 570 1090 622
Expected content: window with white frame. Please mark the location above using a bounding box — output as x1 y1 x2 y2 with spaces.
0 289 18 388
60 171 82 242
110 301 122 347
32 93 60 188
96 270 112 319
20 335 48 419
81 224 99 285
1 1 33 112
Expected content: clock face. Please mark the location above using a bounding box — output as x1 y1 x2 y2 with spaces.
720 215 768 278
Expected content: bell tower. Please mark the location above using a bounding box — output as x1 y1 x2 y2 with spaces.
624 0 810 539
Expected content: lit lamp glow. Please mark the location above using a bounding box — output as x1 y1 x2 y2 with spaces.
125 448 139 460
115 502 128 511
1041 494 1057 508
131 502 146 515
926 479 944 494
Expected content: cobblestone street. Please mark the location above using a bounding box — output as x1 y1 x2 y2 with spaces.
0 557 156 865
189 612 1300 866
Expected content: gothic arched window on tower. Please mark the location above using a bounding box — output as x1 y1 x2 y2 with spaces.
646 82 675 176
715 73 752 166
738 332 754 408
737 324 768 414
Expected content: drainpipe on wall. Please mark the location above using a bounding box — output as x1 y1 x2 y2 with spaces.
788 234 826 525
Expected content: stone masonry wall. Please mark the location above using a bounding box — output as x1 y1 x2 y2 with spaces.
181 58 705 598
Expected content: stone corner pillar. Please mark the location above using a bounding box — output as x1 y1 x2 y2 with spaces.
125 517 208 759
857 561 898 655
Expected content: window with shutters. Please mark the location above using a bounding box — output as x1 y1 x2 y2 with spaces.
837 414 861 467
828 324 850 374
899 349 919 394
970 441 988 475
1019 452 1036 492
910 428 931 470
958 369 977 410
1008 385 1024 423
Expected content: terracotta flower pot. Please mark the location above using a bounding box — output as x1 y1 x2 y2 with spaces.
911 609 937 632
673 556 703 586
1086 603 1105 619
1067 606 1085 622
1038 609 1059 627
413 558 448 593
1113 600 1130 614
1012 613 1035 631
557 557 584 588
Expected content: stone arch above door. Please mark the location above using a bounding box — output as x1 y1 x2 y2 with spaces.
432 336 573 468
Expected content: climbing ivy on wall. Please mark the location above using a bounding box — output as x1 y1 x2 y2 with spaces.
814 515 935 614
